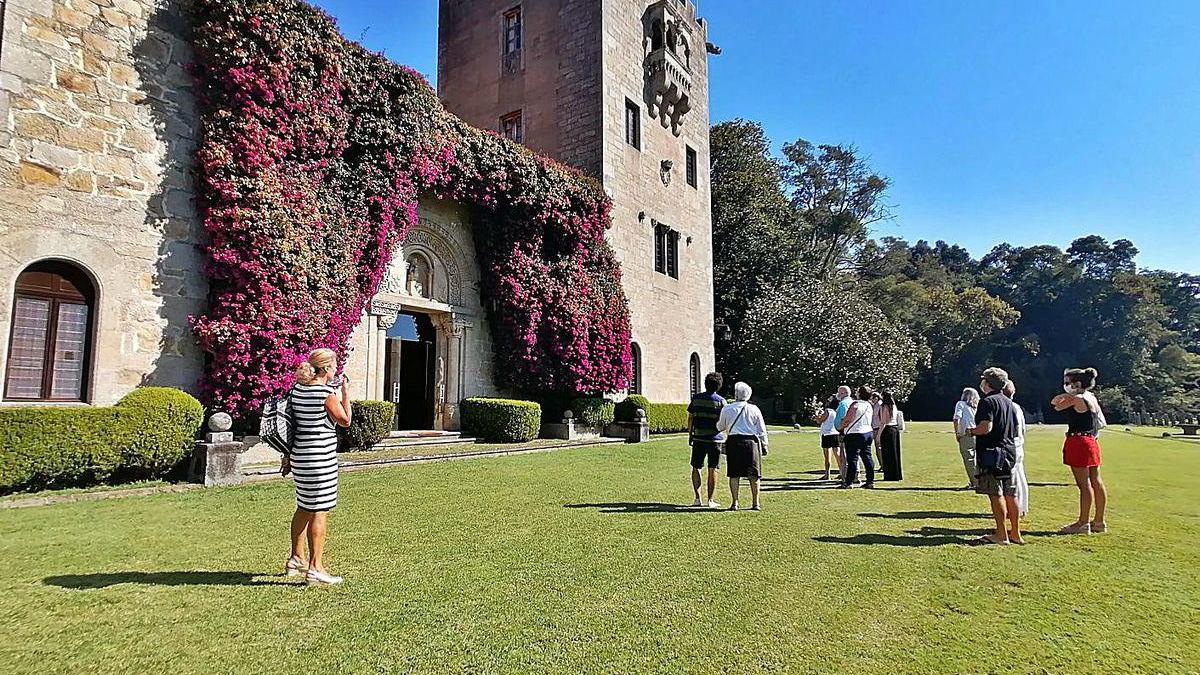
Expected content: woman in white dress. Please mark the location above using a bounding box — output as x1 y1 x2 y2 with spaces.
1003 381 1029 517
284 348 352 586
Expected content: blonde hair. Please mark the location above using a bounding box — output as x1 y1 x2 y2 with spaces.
296 348 336 385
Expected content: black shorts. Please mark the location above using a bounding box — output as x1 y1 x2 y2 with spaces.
690 440 722 469
821 434 841 449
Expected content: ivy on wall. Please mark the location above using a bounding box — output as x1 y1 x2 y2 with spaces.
189 0 632 417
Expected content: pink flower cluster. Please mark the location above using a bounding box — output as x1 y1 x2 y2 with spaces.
190 0 632 417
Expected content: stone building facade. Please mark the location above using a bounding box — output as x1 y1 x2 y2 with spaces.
439 0 717 403
0 0 716 426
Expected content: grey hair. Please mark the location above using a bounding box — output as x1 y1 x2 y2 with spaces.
961 387 980 406
734 381 753 402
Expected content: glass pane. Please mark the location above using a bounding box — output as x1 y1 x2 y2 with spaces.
50 302 89 400
5 297 51 399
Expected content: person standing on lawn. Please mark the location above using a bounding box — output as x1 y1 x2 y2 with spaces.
877 390 904 481
969 367 1023 546
838 386 877 489
1052 367 1108 535
953 388 981 489
687 372 726 509
1002 380 1029 518
717 382 770 511
285 348 353 586
815 396 844 481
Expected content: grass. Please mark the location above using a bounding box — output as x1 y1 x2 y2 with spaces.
0 423 1196 674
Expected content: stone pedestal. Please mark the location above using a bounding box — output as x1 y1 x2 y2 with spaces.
605 409 650 443
191 439 245 487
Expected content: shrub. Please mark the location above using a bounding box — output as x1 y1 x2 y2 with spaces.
645 403 690 434
0 388 204 494
339 400 396 451
615 394 651 422
570 397 615 428
613 395 690 433
461 398 541 443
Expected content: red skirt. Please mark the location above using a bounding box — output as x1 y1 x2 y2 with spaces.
1063 435 1102 468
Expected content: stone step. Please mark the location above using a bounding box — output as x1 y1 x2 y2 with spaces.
371 434 477 449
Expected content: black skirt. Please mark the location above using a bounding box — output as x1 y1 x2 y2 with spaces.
880 425 903 481
726 435 762 479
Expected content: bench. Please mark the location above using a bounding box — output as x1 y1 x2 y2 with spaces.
1180 423 1199 437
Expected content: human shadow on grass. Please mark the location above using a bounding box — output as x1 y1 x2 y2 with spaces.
44 571 293 589
564 502 724 514
813 533 965 547
759 477 840 492
859 510 988 520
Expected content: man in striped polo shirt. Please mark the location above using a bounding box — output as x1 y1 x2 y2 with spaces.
687 372 727 508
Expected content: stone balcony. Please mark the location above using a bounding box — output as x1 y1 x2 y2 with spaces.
644 47 692 136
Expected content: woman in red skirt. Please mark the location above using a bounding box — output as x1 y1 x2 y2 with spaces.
1051 367 1108 534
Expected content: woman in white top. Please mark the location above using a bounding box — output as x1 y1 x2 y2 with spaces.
838 385 877 488
1002 380 1029 517
815 396 844 481
953 388 980 489
716 382 769 511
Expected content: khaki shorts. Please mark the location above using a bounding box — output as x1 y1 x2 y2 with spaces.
975 472 1017 497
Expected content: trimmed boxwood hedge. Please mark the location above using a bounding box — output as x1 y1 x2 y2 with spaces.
339 400 396 451
461 398 541 443
570 397 615 428
615 395 690 434
0 387 204 494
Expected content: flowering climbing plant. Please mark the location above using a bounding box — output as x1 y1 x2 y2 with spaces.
189 0 632 417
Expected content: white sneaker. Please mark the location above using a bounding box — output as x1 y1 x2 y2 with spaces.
707 500 721 509
284 557 307 578
305 569 344 586
691 497 703 507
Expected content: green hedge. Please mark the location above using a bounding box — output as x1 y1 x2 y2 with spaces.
461 398 541 443
615 395 690 433
0 387 204 494
570 397 615 428
339 400 396 451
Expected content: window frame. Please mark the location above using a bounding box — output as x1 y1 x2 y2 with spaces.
685 145 698 188
3 261 96 403
500 109 524 144
502 6 523 56
666 229 680 279
629 342 643 395
624 98 641 150
689 353 701 394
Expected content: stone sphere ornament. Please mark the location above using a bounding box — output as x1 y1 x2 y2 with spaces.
208 412 233 432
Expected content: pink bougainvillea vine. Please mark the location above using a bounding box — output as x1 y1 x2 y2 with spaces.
190 0 632 417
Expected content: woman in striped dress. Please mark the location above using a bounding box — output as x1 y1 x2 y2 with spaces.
284 348 352 586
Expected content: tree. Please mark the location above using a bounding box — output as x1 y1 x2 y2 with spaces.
739 277 930 412
781 140 892 278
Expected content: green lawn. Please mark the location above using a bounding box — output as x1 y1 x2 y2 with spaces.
1 423 1197 674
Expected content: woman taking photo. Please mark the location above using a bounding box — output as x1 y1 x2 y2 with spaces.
953 388 981 490
839 386 876 489
815 396 844 482
717 382 770 511
877 391 904 481
285 348 352 586
1052 367 1107 535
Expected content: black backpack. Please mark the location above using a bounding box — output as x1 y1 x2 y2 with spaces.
259 392 295 456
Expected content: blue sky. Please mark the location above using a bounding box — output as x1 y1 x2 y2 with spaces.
312 0 1200 273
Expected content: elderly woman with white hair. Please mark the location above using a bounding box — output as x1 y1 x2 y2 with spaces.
716 382 770 511
953 387 981 490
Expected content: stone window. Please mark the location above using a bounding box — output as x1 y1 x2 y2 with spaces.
685 145 697 188
4 260 96 402
625 99 641 150
689 352 701 394
502 6 522 73
500 110 524 144
629 342 643 395
653 222 680 279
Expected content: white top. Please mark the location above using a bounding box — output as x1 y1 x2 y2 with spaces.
842 400 874 435
1012 401 1027 460
717 401 769 447
953 400 976 435
819 407 838 436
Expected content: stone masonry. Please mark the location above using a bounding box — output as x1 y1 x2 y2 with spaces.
0 0 205 404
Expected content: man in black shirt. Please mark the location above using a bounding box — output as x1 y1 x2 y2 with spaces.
687 372 726 508
970 366 1023 545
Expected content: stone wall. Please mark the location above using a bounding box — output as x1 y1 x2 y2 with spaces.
0 0 205 404
600 0 715 402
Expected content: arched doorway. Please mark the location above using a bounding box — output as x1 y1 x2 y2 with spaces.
4 260 96 402
384 312 437 430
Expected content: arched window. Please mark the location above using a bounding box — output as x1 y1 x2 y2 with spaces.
689 352 701 394
629 342 642 395
4 260 96 402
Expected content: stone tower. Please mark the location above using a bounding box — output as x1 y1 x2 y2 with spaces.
439 0 716 402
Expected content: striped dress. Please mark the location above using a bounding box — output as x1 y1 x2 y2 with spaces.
289 382 340 512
